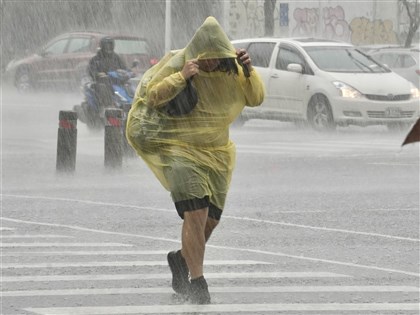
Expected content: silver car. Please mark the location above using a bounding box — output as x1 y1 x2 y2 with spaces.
367 46 420 88
232 38 420 131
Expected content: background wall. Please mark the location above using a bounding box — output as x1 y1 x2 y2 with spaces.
227 0 413 46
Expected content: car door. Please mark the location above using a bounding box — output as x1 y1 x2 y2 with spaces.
266 44 311 118
36 37 70 83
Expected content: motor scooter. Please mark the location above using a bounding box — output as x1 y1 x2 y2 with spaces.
74 69 137 130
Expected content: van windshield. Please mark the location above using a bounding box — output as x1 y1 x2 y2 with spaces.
304 46 389 73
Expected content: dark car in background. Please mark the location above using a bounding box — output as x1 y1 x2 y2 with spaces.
4 31 157 92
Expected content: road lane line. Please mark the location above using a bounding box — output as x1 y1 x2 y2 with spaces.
265 141 399 148
4 286 418 297
24 303 420 314
1 271 348 282
0 234 73 239
1 194 173 213
3 194 417 242
0 242 132 247
0 250 169 257
0 227 15 231
0 260 272 269
363 208 419 212
368 162 418 166
2 216 418 277
237 145 340 152
222 215 420 242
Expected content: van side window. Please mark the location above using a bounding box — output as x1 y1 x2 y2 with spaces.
276 47 304 71
246 43 275 68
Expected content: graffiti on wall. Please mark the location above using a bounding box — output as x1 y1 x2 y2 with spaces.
350 17 398 45
228 2 399 45
323 6 350 41
292 7 319 37
292 6 350 41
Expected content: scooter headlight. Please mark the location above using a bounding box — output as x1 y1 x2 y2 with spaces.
114 91 128 102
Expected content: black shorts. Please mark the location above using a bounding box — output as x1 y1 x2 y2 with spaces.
163 156 232 221
175 196 222 220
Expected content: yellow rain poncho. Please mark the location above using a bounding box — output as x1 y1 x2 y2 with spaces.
126 16 264 213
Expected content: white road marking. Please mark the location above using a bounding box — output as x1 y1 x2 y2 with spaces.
24 303 420 314
0 260 272 269
0 234 73 239
0 242 132 247
1 194 173 213
368 162 418 166
1 216 418 277
222 215 420 242
1 271 348 282
2 195 417 242
0 250 169 257
0 227 15 231
266 141 399 149
237 144 340 152
363 208 419 212
3 286 418 297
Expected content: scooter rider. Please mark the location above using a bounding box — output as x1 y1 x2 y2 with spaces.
88 37 127 108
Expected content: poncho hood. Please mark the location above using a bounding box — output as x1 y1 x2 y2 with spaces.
184 16 237 61
134 16 238 99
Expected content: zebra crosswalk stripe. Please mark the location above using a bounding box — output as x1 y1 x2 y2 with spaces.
0 227 15 231
1 260 272 269
24 303 420 314
3 286 419 297
0 234 73 239
0 250 169 256
1 271 349 282
0 242 132 247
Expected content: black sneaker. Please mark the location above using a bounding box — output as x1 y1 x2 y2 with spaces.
189 276 211 304
167 250 190 295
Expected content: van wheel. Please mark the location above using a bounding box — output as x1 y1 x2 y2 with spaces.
307 94 336 131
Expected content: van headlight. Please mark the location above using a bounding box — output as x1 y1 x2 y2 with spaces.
410 84 420 99
333 81 363 98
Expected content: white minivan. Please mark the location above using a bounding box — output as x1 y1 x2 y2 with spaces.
232 38 420 131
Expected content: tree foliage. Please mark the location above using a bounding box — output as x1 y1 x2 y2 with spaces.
400 0 420 47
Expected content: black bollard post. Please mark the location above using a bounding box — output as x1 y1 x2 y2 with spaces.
121 103 134 156
56 110 78 172
104 108 123 168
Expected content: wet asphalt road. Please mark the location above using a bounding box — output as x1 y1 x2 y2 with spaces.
1 87 419 314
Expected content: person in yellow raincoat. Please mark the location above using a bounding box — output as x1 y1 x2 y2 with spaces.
126 16 264 304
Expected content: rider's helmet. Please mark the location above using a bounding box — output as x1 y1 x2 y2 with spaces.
100 37 115 55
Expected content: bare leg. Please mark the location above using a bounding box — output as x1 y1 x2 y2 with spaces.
205 217 219 242
181 208 208 279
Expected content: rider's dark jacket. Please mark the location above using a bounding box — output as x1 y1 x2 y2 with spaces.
88 50 127 80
